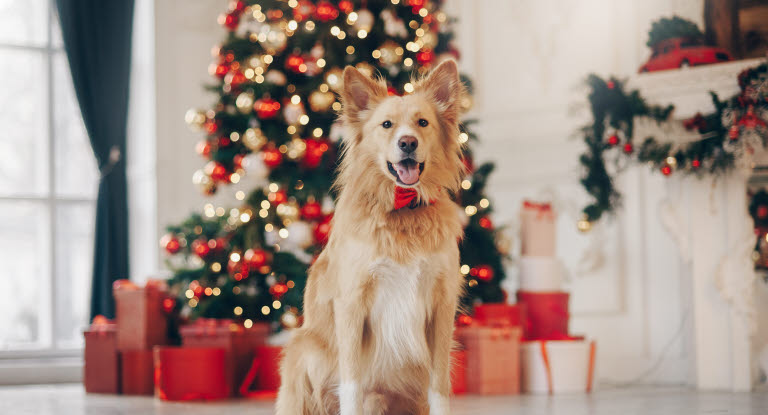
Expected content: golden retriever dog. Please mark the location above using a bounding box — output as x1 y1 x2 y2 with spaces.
276 59 466 415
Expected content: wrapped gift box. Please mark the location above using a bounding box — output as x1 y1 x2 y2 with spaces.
153 347 229 401
450 349 467 395
516 291 569 340
240 345 283 398
521 339 596 394
518 256 564 292
473 303 525 327
520 201 556 256
113 279 169 351
121 350 154 395
83 316 120 394
180 319 270 396
456 325 522 395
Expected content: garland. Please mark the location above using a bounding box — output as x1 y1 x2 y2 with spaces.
579 62 768 225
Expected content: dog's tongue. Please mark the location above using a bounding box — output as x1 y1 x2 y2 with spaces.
395 160 420 185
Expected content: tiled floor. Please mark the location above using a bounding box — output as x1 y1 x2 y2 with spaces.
1 384 767 414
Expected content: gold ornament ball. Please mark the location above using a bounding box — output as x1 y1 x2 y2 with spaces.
309 90 335 112
276 200 300 223
243 128 267 151
325 67 344 91
184 108 207 130
235 91 255 114
577 218 592 233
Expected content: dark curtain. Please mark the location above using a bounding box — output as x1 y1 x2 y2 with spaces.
55 0 135 319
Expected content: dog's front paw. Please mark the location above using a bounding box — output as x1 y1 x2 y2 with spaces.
339 382 361 415
428 389 449 415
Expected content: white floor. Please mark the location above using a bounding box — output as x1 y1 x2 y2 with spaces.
0 384 767 414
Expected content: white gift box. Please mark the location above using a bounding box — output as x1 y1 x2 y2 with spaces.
521 339 596 394
518 256 564 292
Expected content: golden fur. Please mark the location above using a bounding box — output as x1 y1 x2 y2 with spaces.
276 60 466 415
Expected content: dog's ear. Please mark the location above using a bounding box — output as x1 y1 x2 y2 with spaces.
419 59 462 125
341 66 387 125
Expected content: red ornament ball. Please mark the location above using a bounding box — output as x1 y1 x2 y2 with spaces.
232 1 246 12
245 248 271 268
623 143 633 154
416 49 435 66
302 138 329 169
315 1 339 22
196 141 212 158
607 80 615 89
270 283 289 298
338 0 354 14
300 201 323 221
691 159 701 168
292 0 316 21
162 297 176 314
758 205 768 219
262 147 284 168
478 216 493 229
204 119 220 134
254 98 281 119
164 235 181 254
661 165 673 176
313 214 333 245
285 54 305 73
457 314 473 327
268 189 288 205
212 62 229 78
210 162 229 182
221 12 239 30
607 134 619 146
192 239 211 258
408 0 426 13
470 265 494 282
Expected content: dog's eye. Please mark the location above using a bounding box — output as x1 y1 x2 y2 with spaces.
418 119 429 127
382 120 392 129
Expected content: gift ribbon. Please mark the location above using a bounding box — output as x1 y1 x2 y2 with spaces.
538 340 596 394
522 200 554 219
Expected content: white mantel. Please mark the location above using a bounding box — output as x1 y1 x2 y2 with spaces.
629 59 765 391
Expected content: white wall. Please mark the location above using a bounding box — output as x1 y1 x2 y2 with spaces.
144 0 749 386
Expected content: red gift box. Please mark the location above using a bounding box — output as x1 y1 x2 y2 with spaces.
113 279 169 350
121 350 154 395
516 291 569 340
180 319 270 396
473 303 525 327
456 325 522 395
83 316 120 394
240 345 283 398
153 347 229 401
451 349 467 395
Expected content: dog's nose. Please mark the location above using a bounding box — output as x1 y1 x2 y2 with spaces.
398 135 418 153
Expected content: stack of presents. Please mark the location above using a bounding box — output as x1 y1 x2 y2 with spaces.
83 280 279 400
451 200 596 395
84 200 594 400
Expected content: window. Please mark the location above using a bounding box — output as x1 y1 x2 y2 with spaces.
0 0 97 354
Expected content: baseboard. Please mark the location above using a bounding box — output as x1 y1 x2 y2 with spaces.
0 357 83 385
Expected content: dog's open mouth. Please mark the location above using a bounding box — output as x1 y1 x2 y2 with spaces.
387 159 425 186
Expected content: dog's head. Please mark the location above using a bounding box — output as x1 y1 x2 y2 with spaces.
338 60 465 201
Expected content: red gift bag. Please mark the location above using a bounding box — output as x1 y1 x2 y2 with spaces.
121 350 154 395
180 319 270 396
516 291 569 340
83 316 120 394
240 345 283 398
473 303 525 327
153 347 229 401
113 279 169 350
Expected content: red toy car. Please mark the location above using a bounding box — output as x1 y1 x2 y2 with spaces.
639 37 732 73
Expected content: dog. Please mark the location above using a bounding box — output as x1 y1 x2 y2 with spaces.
276 59 466 415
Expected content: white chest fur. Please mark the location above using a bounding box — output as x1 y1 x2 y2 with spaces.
367 257 434 365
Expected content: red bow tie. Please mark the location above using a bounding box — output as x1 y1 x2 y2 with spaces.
394 186 435 210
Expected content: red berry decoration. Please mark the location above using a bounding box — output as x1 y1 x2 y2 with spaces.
691 159 701 168
262 147 283 168
416 49 435 66
470 265 494 282
302 138 329 169
758 205 768 219
164 235 181 254
285 54 305 73
315 1 339 22
478 216 493 229
338 0 354 14
623 142 633 154
300 201 323 221
268 189 288 206
661 165 672 176
313 214 333 244
192 239 211 258
607 80 615 89
607 134 619 146
245 248 271 268
254 98 281 119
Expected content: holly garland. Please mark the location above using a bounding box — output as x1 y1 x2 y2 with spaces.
579 62 768 225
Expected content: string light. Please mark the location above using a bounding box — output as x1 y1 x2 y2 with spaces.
291 95 301 104
346 46 355 54
240 212 251 222
185 289 194 299
404 83 414 93
465 206 477 216
279 228 290 238
273 300 282 309
204 287 213 296
404 58 413 67
269 183 279 192
459 132 469 143
330 26 340 36
211 262 222 272
479 198 490 208
265 223 274 232
230 252 241 262
234 306 243 316
461 180 472 189
261 200 271 209
261 306 271 315
299 115 310 125
212 287 221 296
189 298 198 307
460 265 470 274
244 319 253 328
357 30 367 39
313 128 323 137
216 207 226 216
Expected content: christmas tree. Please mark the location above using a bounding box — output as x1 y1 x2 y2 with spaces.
163 0 508 329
